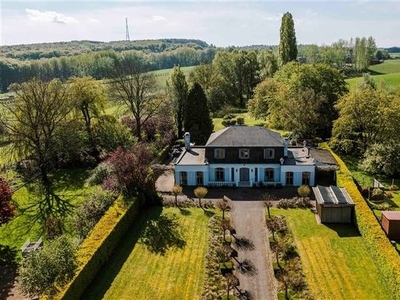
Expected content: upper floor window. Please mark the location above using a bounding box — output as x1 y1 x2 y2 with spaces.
264 148 275 159
239 148 250 159
214 148 225 159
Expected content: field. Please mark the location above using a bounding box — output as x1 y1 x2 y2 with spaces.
83 207 211 300
271 208 392 300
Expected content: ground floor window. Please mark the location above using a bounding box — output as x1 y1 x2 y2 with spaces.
196 171 203 185
265 168 274 181
302 172 310 185
180 171 187 186
286 171 293 186
215 168 225 181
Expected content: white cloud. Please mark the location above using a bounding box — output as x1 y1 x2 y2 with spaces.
263 14 281 22
88 17 100 23
151 15 167 22
25 8 78 24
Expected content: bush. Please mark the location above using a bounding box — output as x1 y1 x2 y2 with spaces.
55 196 140 300
236 116 244 125
86 163 111 186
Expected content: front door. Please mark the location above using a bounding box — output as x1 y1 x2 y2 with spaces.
240 168 249 182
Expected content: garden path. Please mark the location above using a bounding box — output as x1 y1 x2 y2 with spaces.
229 200 277 300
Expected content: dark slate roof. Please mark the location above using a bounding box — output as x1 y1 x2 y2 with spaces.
205 126 283 147
312 185 354 205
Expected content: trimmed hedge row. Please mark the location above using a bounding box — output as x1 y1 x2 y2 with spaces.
325 144 400 299
54 195 140 300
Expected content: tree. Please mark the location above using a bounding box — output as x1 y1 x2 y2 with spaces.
167 66 188 138
0 176 14 225
184 83 213 145
278 12 297 66
68 76 106 158
297 185 311 199
172 184 183 208
258 48 278 79
225 273 240 299
104 144 154 198
18 235 77 298
216 198 231 220
263 62 347 138
0 78 75 226
331 86 393 154
361 142 400 177
109 52 162 141
194 186 208 209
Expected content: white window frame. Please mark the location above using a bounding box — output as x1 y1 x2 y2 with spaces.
264 148 275 159
214 148 225 159
239 148 250 159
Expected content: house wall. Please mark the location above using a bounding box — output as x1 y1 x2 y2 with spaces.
319 205 353 223
281 165 315 186
175 163 315 187
206 147 284 164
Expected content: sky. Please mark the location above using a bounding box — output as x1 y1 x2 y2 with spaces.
1 1 400 48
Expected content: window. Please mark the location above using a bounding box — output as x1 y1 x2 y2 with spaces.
215 168 225 181
264 168 274 182
302 172 310 185
264 148 275 159
239 148 250 159
286 172 294 186
214 148 225 159
196 171 204 185
180 171 187 186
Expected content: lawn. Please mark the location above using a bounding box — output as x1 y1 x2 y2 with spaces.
271 208 392 300
213 112 266 131
83 206 212 300
0 168 95 255
152 66 195 89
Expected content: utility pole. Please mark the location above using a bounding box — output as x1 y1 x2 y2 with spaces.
125 17 130 41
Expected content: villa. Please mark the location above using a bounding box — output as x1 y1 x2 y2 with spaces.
174 126 325 187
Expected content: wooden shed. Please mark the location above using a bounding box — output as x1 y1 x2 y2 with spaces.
381 211 400 240
312 185 355 223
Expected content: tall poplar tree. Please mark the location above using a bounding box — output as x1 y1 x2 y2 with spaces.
184 83 213 145
167 66 188 138
278 12 297 67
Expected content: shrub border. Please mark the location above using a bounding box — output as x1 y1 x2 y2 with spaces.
53 195 139 300
324 143 400 299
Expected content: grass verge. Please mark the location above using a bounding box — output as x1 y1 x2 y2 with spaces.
271 208 392 300
82 206 212 300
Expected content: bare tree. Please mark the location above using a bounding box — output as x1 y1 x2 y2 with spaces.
225 273 240 299
109 52 162 141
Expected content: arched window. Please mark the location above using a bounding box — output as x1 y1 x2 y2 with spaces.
302 172 310 185
264 168 274 182
180 171 187 186
215 168 225 181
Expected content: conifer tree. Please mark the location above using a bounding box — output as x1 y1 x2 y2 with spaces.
184 83 213 145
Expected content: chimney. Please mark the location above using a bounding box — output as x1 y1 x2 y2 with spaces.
283 138 288 158
184 132 191 151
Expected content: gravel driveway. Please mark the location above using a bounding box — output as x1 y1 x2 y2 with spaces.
229 200 277 300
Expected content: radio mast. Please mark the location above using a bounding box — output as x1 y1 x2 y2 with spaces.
125 17 130 41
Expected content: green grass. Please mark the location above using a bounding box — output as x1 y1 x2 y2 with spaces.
346 72 400 92
83 207 212 300
271 208 392 300
152 66 195 89
368 59 400 74
213 112 266 131
0 168 95 255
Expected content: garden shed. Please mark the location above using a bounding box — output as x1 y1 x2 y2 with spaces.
312 185 354 223
381 211 400 240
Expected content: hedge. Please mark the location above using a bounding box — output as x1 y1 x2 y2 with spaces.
53 195 140 300
323 144 400 299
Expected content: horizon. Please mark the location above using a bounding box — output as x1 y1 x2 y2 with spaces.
2 1 400 48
